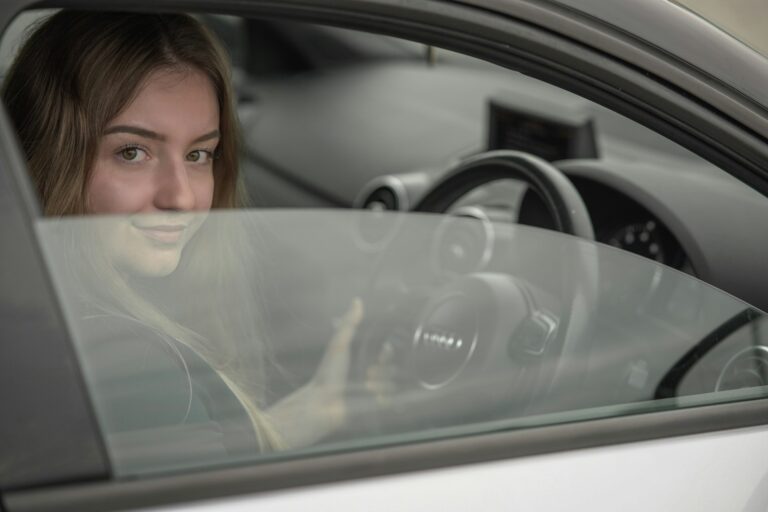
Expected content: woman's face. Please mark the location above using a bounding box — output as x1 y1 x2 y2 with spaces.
86 68 219 277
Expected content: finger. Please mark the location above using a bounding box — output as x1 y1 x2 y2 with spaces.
328 297 364 352
366 379 396 398
377 341 395 364
315 298 364 385
365 364 397 388
366 362 397 380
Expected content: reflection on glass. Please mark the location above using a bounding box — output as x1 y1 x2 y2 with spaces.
36 210 768 476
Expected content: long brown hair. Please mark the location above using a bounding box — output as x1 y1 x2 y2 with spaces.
2 10 241 215
2 11 282 450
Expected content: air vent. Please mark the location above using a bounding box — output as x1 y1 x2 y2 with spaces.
354 178 407 251
363 186 399 211
431 206 494 275
354 172 432 211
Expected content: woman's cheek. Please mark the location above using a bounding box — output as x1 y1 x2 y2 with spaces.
194 170 215 211
87 158 157 215
86 165 122 214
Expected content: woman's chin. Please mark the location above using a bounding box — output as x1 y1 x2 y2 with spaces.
105 221 193 278
116 248 183 278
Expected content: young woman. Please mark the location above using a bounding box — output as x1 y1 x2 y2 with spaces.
2 10 362 462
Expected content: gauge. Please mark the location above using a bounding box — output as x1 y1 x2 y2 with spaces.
716 346 768 391
607 220 666 263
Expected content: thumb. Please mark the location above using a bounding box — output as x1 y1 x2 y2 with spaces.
315 298 364 385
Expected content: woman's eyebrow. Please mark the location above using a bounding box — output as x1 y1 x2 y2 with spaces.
192 129 220 143
103 125 220 143
103 125 164 140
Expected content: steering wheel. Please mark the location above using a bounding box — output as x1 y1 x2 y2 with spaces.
351 150 599 432
414 150 594 239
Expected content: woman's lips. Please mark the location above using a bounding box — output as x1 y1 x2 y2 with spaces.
134 224 186 244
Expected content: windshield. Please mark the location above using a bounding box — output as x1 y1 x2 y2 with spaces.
36 210 768 476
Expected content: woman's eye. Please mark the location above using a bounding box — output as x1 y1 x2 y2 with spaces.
186 150 214 164
117 146 147 163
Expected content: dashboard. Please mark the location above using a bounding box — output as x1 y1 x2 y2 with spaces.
520 176 691 272
351 155 768 407
353 97 768 313
229 19 768 401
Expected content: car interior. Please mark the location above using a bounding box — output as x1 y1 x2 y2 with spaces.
2 7 768 484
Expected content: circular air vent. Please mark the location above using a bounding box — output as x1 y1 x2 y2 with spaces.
431 206 494 275
354 176 412 252
362 186 399 211
355 176 410 211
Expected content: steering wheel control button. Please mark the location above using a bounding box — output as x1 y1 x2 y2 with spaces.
413 294 478 389
512 310 558 356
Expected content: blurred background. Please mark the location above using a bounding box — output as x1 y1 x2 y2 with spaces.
676 0 768 56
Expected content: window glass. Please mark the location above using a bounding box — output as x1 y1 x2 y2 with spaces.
9 12 768 477
36 209 768 475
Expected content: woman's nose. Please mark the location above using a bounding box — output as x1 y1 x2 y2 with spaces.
153 157 196 211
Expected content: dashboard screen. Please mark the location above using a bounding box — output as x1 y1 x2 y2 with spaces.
488 100 598 162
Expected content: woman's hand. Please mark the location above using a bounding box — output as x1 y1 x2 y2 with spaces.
365 340 398 407
267 298 364 449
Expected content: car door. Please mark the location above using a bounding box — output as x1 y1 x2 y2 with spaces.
1 1 767 511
